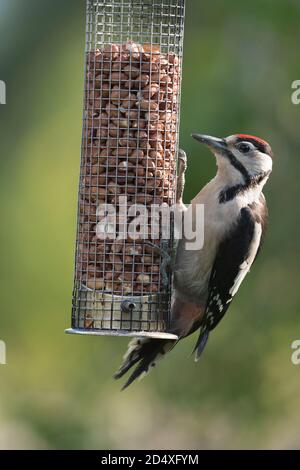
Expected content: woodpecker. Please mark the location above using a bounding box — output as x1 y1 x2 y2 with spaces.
115 133 273 389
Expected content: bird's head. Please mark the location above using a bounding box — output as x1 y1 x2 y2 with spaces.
192 133 273 186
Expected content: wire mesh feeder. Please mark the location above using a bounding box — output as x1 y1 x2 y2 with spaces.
66 0 185 339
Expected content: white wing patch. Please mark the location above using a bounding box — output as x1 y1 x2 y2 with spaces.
229 222 262 297
206 291 225 323
207 311 214 325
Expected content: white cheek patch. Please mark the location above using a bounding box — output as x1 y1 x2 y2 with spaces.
239 151 272 177
259 154 273 173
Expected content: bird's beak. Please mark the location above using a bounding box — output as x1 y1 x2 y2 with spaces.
191 134 227 154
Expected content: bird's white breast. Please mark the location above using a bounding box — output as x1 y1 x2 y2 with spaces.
174 178 240 302
174 175 263 303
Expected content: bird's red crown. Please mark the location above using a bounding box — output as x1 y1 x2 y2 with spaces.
236 134 269 147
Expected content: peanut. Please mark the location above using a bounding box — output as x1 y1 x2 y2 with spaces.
86 278 105 290
103 43 119 60
118 161 134 172
139 100 159 111
123 65 140 78
136 274 151 284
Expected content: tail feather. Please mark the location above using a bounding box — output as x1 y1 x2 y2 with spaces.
114 337 176 389
193 328 209 362
114 338 144 380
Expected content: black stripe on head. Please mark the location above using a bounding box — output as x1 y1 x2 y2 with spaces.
223 148 251 185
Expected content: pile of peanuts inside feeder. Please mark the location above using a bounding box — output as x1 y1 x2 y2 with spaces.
77 41 180 296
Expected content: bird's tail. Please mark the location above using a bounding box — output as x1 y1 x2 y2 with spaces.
114 337 176 389
193 327 209 362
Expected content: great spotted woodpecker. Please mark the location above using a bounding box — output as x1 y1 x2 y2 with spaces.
115 133 273 389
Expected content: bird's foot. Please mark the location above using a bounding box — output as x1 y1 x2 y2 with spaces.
141 240 172 288
176 149 187 204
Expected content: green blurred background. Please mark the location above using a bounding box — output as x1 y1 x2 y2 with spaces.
0 0 299 450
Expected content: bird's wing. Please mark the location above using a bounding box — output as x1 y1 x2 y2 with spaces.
253 193 269 261
194 204 266 360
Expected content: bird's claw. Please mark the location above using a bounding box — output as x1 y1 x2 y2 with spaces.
176 149 187 204
178 148 187 169
141 240 171 289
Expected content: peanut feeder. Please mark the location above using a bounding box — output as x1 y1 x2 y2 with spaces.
66 0 185 339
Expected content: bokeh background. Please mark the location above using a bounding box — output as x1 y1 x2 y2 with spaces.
0 0 300 450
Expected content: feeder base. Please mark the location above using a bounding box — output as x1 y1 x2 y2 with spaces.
65 328 178 340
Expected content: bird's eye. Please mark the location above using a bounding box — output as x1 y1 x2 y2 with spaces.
237 142 252 153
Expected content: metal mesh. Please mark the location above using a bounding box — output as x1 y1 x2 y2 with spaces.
71 0 185 336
